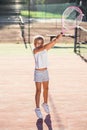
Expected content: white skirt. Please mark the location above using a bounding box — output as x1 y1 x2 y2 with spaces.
34 69 49 82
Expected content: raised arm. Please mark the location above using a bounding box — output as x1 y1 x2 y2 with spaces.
33 33 62 54
44 33 62 50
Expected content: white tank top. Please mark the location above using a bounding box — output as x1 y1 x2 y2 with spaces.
34 50 48 69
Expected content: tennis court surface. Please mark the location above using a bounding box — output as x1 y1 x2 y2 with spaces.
0 44 87 130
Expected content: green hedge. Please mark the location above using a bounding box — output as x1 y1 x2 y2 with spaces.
35 3 76 14
21 3 76 18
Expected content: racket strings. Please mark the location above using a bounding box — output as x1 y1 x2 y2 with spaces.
62 6 83 30
63 8 75 18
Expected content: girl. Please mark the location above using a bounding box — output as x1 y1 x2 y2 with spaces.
33 33 62 119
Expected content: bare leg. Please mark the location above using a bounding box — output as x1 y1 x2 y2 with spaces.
35 82 41 108
43 81 49 104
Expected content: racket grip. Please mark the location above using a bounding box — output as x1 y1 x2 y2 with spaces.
62 34 66 37
61 32 64 35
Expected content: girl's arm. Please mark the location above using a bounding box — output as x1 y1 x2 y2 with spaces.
33 33 62 54
44 33 62 50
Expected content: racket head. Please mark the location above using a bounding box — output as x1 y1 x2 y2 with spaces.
62 6 83 33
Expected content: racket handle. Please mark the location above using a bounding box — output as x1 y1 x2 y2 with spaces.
61 32 64 35
56 33 63 40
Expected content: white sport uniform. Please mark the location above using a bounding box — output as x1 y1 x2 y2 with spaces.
34 49 49 82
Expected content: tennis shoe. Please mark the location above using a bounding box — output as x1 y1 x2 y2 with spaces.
42 103 50 114
35 108 43 119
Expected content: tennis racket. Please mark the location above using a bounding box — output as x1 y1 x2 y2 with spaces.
61 6 83 35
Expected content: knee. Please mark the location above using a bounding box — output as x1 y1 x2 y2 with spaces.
44 86 49 92
36 89 41 95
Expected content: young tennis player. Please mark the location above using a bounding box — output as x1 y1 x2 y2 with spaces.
33 33 62 119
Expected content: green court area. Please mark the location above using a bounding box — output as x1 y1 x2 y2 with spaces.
0 43 75 56
0 44 32 56
79 43 87 53
0 43 87 56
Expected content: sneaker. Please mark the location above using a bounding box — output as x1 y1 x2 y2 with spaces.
42 103 50 114
35 108 43 119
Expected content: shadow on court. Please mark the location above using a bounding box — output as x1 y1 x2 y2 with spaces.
36 114 53 130
36 118 43 130
76 53 87 62
75 45 87 63
49 94 65 130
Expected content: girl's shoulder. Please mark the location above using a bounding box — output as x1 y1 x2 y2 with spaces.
33 46 47 54
33 48 35 54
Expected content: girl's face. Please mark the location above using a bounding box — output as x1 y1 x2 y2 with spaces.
34 39 44 48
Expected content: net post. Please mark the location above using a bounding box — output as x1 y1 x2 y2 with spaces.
74 27 78 53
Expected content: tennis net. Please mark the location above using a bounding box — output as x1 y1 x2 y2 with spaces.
74 26 87 62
